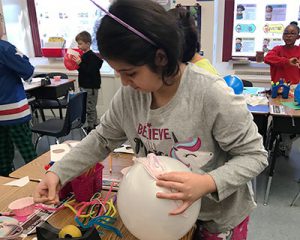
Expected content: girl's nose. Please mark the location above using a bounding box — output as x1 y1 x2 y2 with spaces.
120 75 131 86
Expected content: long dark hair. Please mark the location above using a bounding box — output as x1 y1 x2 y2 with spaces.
97 0 182 85
168 7 199 63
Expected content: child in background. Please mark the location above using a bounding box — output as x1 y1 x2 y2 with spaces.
168 7 219 75
264 21 300 85
34 0 267 239
73 31 103 133
0 21 37 176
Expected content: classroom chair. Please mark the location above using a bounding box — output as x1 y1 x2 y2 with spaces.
290 181 300 206
242 80 253 87
31 91 87 150
34 72 70 121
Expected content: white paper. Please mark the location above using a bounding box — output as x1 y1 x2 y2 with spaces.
50 144 71 162
4 176 29 187
113 144 134 154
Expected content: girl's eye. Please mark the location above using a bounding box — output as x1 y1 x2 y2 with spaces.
127 72 136 77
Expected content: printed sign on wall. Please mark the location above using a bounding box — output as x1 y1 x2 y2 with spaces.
232 0 300 57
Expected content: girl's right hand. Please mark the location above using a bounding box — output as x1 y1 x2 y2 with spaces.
33 171 61 205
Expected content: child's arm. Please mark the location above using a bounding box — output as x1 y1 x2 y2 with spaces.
77 53 103 74
1 44 34 81
48 88 127 186
264 46 289 67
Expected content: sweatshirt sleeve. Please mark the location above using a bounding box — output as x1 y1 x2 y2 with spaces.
204 80 268 201
50 88 127 185
264 46 289 67
2 44 34 81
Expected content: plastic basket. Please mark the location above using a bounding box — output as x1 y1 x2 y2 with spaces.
41 48 67 58
59 163 104 202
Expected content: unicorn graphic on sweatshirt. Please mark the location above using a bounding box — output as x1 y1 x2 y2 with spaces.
169 133 213 172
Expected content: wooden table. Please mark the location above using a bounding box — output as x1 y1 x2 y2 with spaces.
4 153 195 239
9 151 134 182
9 151 50 181
0 177 38 215
264 96 300 205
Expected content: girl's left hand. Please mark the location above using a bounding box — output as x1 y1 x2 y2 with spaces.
156 172 216 215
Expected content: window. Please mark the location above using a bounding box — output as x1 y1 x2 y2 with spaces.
223 0 300 61
34 0 111 52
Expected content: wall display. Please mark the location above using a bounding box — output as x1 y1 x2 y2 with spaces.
35 0 111 51
34 0 171 53
232 0 300 57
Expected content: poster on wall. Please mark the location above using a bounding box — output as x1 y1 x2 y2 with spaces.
232 0 300 57
264 4 286 21
236 4 256 20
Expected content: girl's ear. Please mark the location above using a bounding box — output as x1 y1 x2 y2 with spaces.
154 49 168 67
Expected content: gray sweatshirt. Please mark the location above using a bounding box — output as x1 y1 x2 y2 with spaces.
51 63 268 233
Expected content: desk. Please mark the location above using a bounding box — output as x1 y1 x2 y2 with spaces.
4 158 195 239
9 151 134 182
0 177 38 214
9 151 50 181
264 96 300 205
244 87 270 144
248 104 269 145
25 79 75 99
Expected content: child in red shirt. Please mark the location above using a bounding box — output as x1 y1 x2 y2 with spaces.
264 21 300 84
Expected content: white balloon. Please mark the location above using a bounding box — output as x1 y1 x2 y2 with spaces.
117 154 201 240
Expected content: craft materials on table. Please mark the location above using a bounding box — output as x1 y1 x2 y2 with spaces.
243 87 269 106
3 184 121 239
281 101 300 110
117 153 201 240
45 142 80 170
113 144 134 154
271 79 290 99
59 163 104 202
3 176 30 187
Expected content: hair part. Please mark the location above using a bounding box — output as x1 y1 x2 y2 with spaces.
75 31 92 43
97 0 182 85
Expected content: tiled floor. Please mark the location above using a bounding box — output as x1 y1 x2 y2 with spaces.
13 131 300 240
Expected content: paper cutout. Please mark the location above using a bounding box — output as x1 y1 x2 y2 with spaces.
4 176 29 187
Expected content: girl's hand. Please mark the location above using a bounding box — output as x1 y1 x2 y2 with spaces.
33 171 61 205
289 57 300 68
156 172 216 215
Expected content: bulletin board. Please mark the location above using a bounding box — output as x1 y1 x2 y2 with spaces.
232 0 300 57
